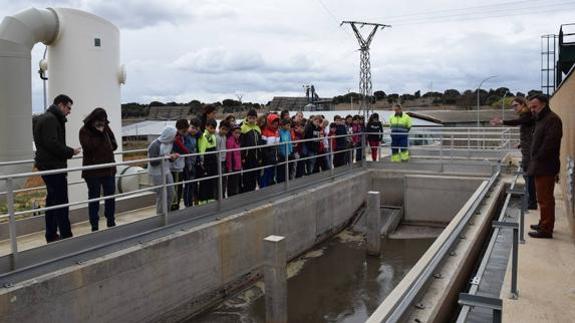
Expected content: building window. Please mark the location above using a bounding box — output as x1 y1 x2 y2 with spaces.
94 38 101 47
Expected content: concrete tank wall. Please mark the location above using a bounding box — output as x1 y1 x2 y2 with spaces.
404 175 484 224
0 171 369 323
370 170 484 224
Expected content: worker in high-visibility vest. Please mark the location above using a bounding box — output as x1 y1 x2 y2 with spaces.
389 104 412 162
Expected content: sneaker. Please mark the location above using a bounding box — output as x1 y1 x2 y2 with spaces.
530 224 540 230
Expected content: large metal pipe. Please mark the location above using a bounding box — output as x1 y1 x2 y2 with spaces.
0 8 59 175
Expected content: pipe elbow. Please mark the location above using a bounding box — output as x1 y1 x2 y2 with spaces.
0 8 59 49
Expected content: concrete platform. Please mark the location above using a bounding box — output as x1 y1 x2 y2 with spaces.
0 206 157 256
502 189 575 322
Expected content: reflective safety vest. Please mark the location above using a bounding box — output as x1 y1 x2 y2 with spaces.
198 131 217 153
389 113 412 133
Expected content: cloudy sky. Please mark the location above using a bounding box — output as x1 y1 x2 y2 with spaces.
1 0 574 111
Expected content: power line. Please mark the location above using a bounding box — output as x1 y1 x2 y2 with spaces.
384 0 575 24
389 3 575 26
315 0 356 40
379 0 545 20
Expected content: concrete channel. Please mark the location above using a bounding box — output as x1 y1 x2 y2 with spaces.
0 160 511 323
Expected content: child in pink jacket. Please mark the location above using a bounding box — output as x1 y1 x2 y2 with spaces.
226 125 242 196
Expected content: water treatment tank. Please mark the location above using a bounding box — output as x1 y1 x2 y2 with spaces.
47 8 124 202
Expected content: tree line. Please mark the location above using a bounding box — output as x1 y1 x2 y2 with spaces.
121 99 263 118
332 88 544 107
122 87 544 118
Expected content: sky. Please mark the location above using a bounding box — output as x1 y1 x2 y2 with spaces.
1 0 574 112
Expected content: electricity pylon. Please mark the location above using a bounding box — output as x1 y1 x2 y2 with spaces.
340 21 390 119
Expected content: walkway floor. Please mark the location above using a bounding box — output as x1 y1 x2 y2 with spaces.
502 188 575 322
0 206 156 257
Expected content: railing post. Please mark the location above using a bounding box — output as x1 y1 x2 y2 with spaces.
511 224 519 298
450 134 454 160
467 128 471 151
284 143 290 191
361 132 366 167
263 235 287 323
367 191 381 256
439 133 444 172
6 178 18 270
160 158 169 226
217 150 223 211
508 188 526 244
349 137 353 169
493 221 519 299
330 140 335 178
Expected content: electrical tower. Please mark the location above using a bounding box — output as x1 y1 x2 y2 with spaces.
340 21 390 118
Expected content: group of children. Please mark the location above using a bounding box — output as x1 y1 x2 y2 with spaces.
147 107 385 214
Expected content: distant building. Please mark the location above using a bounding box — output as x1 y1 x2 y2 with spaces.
147 105 191 120
408 109 518 127
268 97 334 112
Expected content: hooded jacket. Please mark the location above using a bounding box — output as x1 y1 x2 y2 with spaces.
79 108 118 178
366 120 384 142
304 120 321 154
148 126 177 176
240 122 262 168
262 114 280 164
33 105 75 170
226 135 242 172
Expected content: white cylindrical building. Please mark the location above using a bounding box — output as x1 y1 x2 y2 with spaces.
47 8 124 202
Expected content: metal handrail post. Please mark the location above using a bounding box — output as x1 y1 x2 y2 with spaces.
361 132 366 167
493 221 519 299
511 225 519 298
6 178 18 270
284 143 290 190
330 140 335 178
467 128 471 150
450 135 454 160
440 133 444 172
160 158 169 226
217 150 223 211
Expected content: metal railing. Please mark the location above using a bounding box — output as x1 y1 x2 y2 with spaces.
456 166 526 322
0 127 517 274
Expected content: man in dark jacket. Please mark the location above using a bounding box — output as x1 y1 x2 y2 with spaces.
491 97 537 209
34 94 81 242
79 108 118 231
526 94 562 239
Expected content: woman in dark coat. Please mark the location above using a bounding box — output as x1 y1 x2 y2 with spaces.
79 108 118 231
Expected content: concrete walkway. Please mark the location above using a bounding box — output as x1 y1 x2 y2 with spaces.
0 205 156 257
502 188 575 322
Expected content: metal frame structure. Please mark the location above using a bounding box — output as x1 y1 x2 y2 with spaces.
340 21 390 119
541 34 558 96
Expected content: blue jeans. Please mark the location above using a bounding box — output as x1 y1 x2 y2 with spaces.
85 176 116 231
260 165 276 188
42 173 73 242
